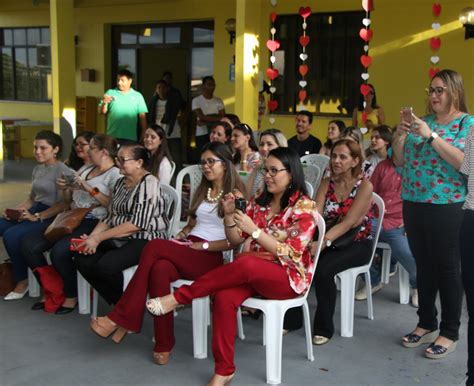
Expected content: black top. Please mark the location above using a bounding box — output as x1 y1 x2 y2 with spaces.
288 135 322 157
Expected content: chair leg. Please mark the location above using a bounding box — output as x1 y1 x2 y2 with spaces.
364 272 374 320
399 266 410 305
340 274 355 338
28 268 41 297
192 296 209 359
77 272 91 315
381 248 392 284
236 307 246 340
302 302 314 361
264 306 284 385
92 289 98 319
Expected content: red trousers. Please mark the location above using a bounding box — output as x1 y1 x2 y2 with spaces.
108 237 223 353
173 255 297 376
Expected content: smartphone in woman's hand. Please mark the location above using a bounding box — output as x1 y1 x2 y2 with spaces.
401 107 413 124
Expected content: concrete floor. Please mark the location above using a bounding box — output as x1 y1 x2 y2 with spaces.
0 167 469 386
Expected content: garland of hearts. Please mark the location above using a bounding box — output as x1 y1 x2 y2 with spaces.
359 0 374 129
266 10 279 124
297 6 311 111
429 3 442 79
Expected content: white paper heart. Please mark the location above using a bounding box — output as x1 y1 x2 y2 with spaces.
363 101 367 108
364 45 369 52
361 73 370 80
299 80 307 88
299 53 308 61
432 22 440 30
270 28 276 35
269 86 276 94
270 55 276 64
362 18 371 27
360 127 368 134
269 117 275 124
302 22 307 29
270 0 277 6
431 56 440 64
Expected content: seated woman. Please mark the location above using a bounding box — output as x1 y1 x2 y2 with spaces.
145 147 318 386
246 128 287 199
22 134 120 313
366 125 392 170
65 131 95 171
320 120 345 156
143 125 173 185
209 121 232 145
231 123 260 172
88 142 244 363
1 131 71 300
311 139 374 345
221 113 241 129
74 143 169 305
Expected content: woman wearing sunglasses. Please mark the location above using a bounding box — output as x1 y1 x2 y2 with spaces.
145 147 318 386
393 69 474 360
88 143 245 365
74 143 169 306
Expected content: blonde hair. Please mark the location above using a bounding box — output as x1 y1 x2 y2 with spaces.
427 69 469 114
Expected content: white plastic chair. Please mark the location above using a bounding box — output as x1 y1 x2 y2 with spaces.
237 213 326 385
304 181 314 200
335 192 385 338
174 165 202 234
302 164 321 198
301 154 329 187
169 161 176 181
378 242 410 305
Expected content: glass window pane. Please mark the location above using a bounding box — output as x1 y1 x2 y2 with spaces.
15 48 29 100
27 28 41 45
41 28 50 44
118 49 136 75
191 47 213 94
28 47 37 67
1 48 14 99
13 29 26 46
120 28 137 45
3 29 13 45
138 27 163 44
165 27 180 43
193 27 214 43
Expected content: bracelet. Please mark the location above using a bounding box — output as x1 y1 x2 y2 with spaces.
90 187 100 197
224 222 237 228
34 212 43 222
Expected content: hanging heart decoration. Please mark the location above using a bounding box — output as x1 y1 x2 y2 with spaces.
359 28 373 42
362 0 374 12
269 117 275 124
361 73 370 80
360 54 372 68
431 22 440 29
430 55 440 64
266 39 280 52
358 0 374 129
297 6 311 108
267 7 279 122
360 84 371 97
270 0 277 6
271 12 277 23
299 35 310 47
299 6 311 19
362 18 371 27
429 67 440 79
428 5 441 79
299 80 307 88
269 86 276 94
268 100 278 112
266 68 279 80
430 37 441 50
299 53 308 61
299 64 309 76
299 90 307 102
361 111 368 125
432 3 441 17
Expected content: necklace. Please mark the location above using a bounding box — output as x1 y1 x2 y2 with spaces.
206 187 224 203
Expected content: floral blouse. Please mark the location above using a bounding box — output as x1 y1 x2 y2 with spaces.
243 191 318 294
401 114 473 204
323 179 373 242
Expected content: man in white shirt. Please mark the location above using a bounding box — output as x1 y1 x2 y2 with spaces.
192 76 225 151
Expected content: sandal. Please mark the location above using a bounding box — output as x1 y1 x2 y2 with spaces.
402 329 438 348
425 341 457 359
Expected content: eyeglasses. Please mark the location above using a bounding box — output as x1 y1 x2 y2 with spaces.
425 86 447 96
115 157 136 164
199 158 224 168
74 142 89 148
263 167 287 177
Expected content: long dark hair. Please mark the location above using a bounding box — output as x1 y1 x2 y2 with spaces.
358 83 379 111
146 125 173 178
66 131 95 170
232 123 259 165
324 120 345 149
189 142 245 218
256 147 307 209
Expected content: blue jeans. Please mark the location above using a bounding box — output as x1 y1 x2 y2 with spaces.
370 225 417 288
0 202 52 281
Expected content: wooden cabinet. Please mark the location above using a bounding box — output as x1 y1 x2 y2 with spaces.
4 121 53 159
76 96 97 133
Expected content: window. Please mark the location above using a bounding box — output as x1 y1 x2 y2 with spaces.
273 11 364 116
0 27 51 102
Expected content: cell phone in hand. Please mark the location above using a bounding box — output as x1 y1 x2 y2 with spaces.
63 174 76 186
70 238 87 252
235 198 247 213
401 107 413 124
5 208 23 220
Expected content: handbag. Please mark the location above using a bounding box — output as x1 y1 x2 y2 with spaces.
44 206 96 243
0 259 15 296
325 217 361 250
33 266 65 313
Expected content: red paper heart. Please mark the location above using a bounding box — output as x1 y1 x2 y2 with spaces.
299 35 310 47
359 28 373 42
429 67 440 79
299 6 311 19
360 84 371 96
266 39 280 52
430 37 441 50
362 0 374 12
360 55 372 68
361 111 368 124
432 3 441 17
266 68 279 80
271 12 277 23
299 90 307 102
268 100 278 112
299 64 309 76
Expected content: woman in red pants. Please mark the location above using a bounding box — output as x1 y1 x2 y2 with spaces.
88 142 245 362
146 147 318 386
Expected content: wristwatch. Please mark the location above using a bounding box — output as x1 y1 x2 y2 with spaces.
34 213 42 222
90 187 100 197
325 238 332 248
427 131 439 145
251 228 262 240
202 242 210 250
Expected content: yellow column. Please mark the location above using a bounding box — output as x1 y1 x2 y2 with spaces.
235 0 262 130
50 0 76 141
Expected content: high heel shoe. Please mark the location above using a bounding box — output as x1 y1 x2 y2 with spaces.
146 295 180 316
90 316 127 344
153 351 171 365
206 373 235 386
